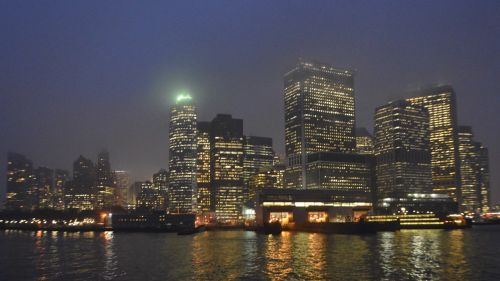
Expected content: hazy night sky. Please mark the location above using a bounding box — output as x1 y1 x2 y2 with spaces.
1 1 499 204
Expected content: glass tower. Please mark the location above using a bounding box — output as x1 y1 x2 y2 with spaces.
284 60 355 188
374 100 432 201
407 86 462 204
168 93 197 214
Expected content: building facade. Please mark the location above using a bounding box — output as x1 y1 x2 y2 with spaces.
6 152 34 210
243 136 275 203
407 86 462 205
168 93 198 214
374 100 433 205
284 60 355 188
210 114 244 222
196 121 212 213
355 128 374 155
96 150 116 209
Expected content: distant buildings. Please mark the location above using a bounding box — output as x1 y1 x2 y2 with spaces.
243 136 275 203
115 170 131 207
6 152 34 210
355 128 374 155
153 169 169 210
168 92 198 214
196 121 212 213
96 150 116 209
65 155 96 210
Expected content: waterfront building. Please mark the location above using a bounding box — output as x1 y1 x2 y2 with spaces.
168 93 198 214
284 59 355 188
96 151 116 209
65 155 96 210
458 126 491 213
243 136 274 203
355 128 374 155
196 121 212 213
210 114 244 222
478 145 490 213
32 166 54 209
52 169 69 210
114 170 131 207
6 152 34 210
153 169 169 210
406 86 462 204
374 100 433 208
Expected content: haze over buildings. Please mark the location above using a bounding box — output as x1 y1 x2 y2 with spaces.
1 1 499 205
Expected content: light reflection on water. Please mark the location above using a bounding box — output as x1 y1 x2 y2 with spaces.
1 227 500 280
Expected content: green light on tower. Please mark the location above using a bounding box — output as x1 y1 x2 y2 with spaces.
176 91 192 104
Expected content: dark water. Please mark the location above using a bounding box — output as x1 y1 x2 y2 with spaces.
1 227 500 281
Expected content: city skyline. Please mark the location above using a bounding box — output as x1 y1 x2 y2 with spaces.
1 1 499 205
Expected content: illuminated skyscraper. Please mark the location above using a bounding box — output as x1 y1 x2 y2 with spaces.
96 150 116 209
407 86 462 204
374 100 432 204
196 121 212 213
52 169 69 210
243 136 274 203
284 60 355 188
137 181 163 210
210 114 244 222
458 126 490 213
114 170 131 207
249 164 286 200
168 93 197 214
32 167 54 209
477 145 490 213
65 155 96 210
355 128 374 155
6 152 34 210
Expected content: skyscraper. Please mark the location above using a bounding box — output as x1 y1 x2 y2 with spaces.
32 166 54 209
168 93 197 214
407 86 462 204
477 145 491 213
196 121 212 213
374 100 432 203
96 150 116 209
115 170 131 207
66 155 96 210
284 60 355 188
243 136 274 203
6 152 34 210
355 128 374 155
153 169 169 210
52 169 69 210
210 114 244 222
458 126 491 213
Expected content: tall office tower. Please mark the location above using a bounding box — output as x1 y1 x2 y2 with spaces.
284 60 355 188
458 126 480 213
196 121 212 213
6 152 34 210
65 155 96 210
96 151 116 209
355 128 374 155
458 126 491 213
168 93 197 214
210 114 244 222
243 136 274 203
477 145 491 213
52 169 69 210
153 169 169 210
114 170 131 207
374 100 432 203
32 167 54 209
407 86 462 204
137 181 163 210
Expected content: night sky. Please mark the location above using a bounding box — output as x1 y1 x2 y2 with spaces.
1 1 499 204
